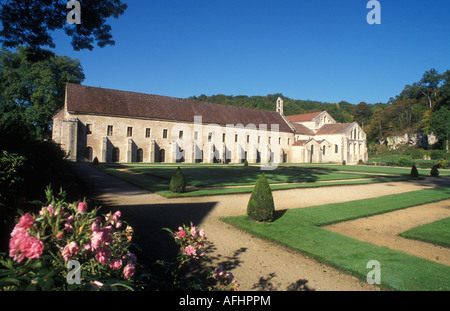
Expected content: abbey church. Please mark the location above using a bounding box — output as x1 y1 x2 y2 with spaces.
52 84 367 164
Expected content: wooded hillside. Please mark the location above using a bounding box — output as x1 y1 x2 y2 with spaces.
190 69 449 150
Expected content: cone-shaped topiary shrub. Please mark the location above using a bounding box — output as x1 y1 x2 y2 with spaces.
92 157 99 166
430 165 439 177
247 173 274 222
170 166 186 193
243 159 248 167
410 164 419 178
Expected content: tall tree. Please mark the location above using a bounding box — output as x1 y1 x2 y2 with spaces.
0 46 85 141
0 0 127 51
418 68 443 109
353 101 373 127
430 105 449 151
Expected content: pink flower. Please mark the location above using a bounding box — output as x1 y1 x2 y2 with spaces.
17 213 34 230
56 232 64 239
90 231 104 250
175 230 186 239
184 245 196 257
77 202 87 213
90 226 113 250
109 258 122 269
65 222 74 233
115 222 122 229
93 280 104 287
123 264 135 279
40 205 57 216
199 229 205 237
190 226 197 237
95 246 111 265
91 221 100 232
112 211 121 222
62 241 79 261
9 231 44 263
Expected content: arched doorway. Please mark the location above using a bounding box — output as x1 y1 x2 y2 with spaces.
112 148 120 162
159 149 165 163
137 148 143 163
84 147 93 162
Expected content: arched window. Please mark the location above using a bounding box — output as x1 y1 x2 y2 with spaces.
84 147 93 162
112 148 120 162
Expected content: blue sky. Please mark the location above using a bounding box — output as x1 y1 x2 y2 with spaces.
52 0 450 105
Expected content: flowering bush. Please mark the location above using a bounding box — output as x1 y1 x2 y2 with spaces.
164 223 239 291
1 187 239 291
211 266 239 291
0 187 137 291
171 223 207 265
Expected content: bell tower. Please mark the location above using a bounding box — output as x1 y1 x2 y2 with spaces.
276 97 284 115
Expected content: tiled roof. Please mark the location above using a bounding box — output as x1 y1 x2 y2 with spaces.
292 123 315 135
315 123 353 135
286 112 322 123
292 138 326 146
292 139 309 146
65 84 293 132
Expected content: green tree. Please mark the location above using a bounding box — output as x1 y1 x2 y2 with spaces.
430 105 450 151
0 0 127 51
353 102 373 127
247 174 274 222
0 46 85 141
418 69 443 109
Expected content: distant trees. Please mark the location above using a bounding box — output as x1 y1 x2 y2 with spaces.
192 68 449 151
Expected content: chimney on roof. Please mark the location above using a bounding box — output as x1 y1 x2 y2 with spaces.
276 97 284 115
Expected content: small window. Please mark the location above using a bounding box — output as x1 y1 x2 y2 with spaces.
323 145 326 155
163 129 168 139
179 130 183 139
194 131 198 141
107 125 113 136
145 128 151 138
208 132 212 142
222 133 226 142
235 134 238 142
288 138 290 145
127 127 133 137
335 145 339 153
268 137 271 144
258 136 261 143
247 135 250 143
279 137 281 145
86 124 92 135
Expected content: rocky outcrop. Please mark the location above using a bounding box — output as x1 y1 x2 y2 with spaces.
379 130 438 149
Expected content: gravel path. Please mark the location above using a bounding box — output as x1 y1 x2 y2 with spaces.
73 163 449 291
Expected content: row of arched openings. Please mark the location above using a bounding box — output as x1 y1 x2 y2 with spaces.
83 147 166 163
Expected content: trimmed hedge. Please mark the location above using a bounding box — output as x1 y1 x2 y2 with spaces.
247 173 274 222
169 167 186 193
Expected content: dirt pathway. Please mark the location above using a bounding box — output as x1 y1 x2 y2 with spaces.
73 163 449 291
324 200 450 266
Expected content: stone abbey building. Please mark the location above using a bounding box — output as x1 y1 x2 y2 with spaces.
52 84 367 164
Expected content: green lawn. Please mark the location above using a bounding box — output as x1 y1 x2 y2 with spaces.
222 187 450 291
97 163 415 198
400 217 450 248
